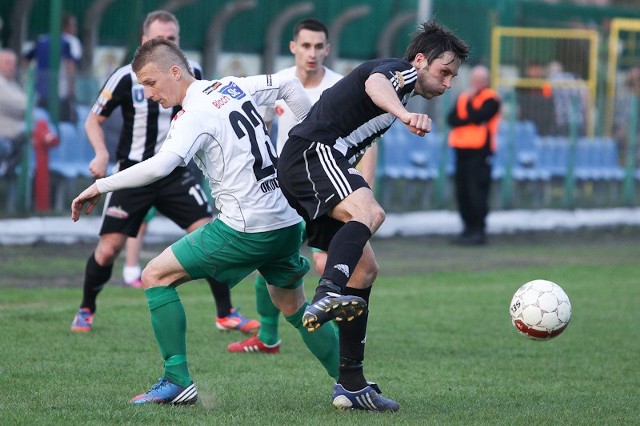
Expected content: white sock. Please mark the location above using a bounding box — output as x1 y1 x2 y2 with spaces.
123 265 141 284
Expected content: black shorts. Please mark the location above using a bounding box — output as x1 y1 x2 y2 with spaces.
277 136 369 251
99 162 212 237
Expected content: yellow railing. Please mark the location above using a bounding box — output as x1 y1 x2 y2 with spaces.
491 26 598 137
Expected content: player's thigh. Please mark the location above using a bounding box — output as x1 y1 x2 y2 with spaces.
171 220 308 289
331 187 384 232
143 246 192 288
170 220 254 287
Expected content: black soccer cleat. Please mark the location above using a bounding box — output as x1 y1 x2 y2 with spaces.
302 294 367 332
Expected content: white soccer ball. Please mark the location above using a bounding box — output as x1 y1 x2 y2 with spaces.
509 279 571 341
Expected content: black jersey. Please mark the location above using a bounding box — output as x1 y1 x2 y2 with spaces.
91 61 202 164
289 58 416 163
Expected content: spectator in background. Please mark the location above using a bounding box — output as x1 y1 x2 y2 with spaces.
547 60 588 137
613 64 640 165
447 65 501 246
0 48 28 178
516 60 556 136
25 13 82 123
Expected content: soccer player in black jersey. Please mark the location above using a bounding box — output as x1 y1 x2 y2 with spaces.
70 10 258 334
277 20 470 412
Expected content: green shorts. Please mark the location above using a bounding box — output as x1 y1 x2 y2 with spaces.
171 219 309 290
143 206 157 223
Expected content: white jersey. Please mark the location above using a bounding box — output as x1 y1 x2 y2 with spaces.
272 66 342 155
161 76 303 233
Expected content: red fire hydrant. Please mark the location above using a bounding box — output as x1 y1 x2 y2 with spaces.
32 119 59 212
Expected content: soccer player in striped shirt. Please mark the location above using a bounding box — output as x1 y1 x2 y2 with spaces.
277 20 470 412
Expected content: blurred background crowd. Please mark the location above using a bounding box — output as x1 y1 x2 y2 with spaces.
1 0 639 216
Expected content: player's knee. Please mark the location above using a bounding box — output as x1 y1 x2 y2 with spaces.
371 205 386 230
94 244 120 265
140 258 166 289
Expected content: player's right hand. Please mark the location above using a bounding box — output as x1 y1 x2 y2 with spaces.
71 183 102 222
88 155 109 178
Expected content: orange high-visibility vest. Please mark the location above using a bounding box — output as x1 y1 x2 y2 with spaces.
448 88 500 152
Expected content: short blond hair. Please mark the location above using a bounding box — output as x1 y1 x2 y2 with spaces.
132 37 193 77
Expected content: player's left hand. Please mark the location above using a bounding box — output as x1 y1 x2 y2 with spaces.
402 113 432 137
71 183 102 222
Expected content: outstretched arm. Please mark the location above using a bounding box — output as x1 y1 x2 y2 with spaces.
365 73 431 136
71 151 183 221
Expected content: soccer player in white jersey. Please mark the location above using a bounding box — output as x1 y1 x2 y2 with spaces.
277 20 470 412
70 10 259 335
71 38 344 406
228 19 339 355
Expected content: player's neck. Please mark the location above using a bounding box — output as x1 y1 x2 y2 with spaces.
296 66 325 89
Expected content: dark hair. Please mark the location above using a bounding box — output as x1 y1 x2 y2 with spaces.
404 20 470 65
293 18 329 41
143 10 180 35
62 13 76 31
132 37 193 77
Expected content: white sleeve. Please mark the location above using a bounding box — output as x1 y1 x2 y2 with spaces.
242 74 311 121
95 151 183 193
277 76 311 122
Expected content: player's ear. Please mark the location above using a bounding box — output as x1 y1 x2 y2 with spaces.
289 40 296 55
170 65 181 80
412 52 427 70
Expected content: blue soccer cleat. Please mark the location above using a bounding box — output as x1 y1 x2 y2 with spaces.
302 294 367 332
332 382 400 412
70 308 94 332
129 378 198 405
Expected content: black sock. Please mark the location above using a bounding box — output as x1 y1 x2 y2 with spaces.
321 221 371 292
207 277 232 318
337 286 371 391
80 254 113 313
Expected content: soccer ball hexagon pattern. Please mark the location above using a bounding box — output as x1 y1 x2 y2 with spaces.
509 279 572 341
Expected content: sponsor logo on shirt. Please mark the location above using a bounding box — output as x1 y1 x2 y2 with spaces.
132 85 145 103
100 87 113 102
105 206 129 219
395 71 405 89
212 95 230 109
218 82 246 100
98 88 112 107
348 167 362 176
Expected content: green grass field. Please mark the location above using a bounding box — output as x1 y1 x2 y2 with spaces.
1 229 639 425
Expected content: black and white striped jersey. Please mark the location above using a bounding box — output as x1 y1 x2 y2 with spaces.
91 61 202 163
289 58 416 163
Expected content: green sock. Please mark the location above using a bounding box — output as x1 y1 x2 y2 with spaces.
285 302 339 380
145 286 191 387
255 274 280 345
